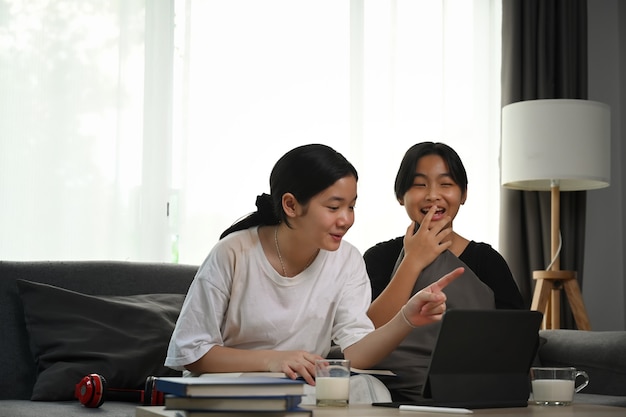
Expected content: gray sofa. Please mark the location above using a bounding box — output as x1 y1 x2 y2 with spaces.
538 329 626 407
0 260 198 417
2 260 626 417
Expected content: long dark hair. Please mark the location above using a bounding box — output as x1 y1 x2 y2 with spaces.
394 142 468 201
220 144 358 239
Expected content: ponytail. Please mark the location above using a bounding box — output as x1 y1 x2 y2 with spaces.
219 193 279 239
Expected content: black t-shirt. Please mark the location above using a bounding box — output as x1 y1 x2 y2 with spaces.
363 236 524 309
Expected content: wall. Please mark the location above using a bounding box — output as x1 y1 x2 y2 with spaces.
585 0 626 330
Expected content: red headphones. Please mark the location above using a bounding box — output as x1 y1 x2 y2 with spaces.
75 374 164 408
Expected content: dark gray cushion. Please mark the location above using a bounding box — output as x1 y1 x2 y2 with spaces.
17 280 184 401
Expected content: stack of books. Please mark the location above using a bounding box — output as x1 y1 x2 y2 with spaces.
154 375 312 417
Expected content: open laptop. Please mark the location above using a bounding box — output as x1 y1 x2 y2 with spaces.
374 309 544 409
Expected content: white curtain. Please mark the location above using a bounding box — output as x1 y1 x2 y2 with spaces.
0 0 501 264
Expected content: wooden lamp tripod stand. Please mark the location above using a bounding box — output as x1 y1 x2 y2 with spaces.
529 182 591 330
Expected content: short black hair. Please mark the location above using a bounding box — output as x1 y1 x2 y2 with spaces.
394 142 467 201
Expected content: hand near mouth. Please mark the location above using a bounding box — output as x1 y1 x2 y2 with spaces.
403 205 453 272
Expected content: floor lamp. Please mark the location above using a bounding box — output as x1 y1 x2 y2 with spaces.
501 99 610 330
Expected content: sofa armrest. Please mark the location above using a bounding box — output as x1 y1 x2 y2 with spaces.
538 329 626 396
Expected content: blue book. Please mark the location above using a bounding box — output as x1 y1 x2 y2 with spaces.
155 376 306 398
164 394 303 411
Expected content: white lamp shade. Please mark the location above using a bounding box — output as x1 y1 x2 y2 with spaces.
501 99 610 191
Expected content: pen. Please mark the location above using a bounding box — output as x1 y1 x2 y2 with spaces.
399 405 474 414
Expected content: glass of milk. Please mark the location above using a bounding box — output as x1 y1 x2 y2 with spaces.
530 367 589 406
315 359 350 407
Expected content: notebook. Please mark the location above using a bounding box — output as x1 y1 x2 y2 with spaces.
374 309 543 409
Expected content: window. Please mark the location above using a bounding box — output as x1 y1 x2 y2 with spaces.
0 0 501 263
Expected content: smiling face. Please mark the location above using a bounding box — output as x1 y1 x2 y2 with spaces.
292 175 357 252
399 154 466 229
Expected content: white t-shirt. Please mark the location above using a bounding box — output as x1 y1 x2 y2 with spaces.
165 227 374 371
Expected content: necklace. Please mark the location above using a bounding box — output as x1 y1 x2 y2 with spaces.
274 226 318 277
274 226 287 276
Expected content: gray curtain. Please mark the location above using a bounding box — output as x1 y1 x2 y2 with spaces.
499 0 588 329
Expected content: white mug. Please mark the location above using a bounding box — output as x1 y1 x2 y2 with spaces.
531 367 589 406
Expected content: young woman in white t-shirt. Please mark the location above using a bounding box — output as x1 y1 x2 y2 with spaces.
165 144 463 386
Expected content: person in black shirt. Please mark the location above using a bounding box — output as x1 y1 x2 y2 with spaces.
363 142 524 402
